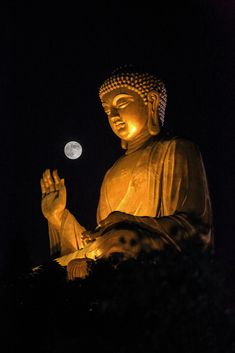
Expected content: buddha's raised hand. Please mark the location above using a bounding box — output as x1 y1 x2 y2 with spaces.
40 169 66 229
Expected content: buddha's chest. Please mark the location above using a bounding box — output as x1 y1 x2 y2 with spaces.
107 150 150 194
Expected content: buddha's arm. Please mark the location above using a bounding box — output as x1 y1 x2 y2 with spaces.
98 139 213 252
136 139 213 250
48 209 86 257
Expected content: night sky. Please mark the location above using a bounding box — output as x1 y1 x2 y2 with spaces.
0 1 234 271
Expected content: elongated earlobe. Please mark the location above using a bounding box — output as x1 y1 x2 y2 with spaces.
147 91 160 136
147 109 160 136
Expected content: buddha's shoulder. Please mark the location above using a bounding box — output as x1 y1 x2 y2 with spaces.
153 132 198 150
150 133 199 158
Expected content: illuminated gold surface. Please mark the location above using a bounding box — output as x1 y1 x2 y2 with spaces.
40 70 213 278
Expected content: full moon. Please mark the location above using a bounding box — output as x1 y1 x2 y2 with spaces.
64 141 82 160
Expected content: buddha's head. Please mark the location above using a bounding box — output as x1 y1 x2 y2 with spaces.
99 66 167 147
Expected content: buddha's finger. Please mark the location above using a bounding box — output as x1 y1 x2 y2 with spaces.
48 178 56 192
40 179 46 197
53 170 61 191
45 169 54 185
49 184 55 192
42 170 47 181
45 169 56 192
43 178 50 194
44 180 50 194
42 170 50 184
42 171 51 194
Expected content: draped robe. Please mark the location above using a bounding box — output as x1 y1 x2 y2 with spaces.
48 134 213 266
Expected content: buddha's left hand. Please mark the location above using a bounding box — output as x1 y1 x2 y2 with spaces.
95 211 135 237
82 211 134 240
99 211 132 228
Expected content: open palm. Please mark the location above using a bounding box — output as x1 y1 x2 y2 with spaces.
40 169 66 227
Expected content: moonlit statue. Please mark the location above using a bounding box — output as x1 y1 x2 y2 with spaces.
40 66 213 279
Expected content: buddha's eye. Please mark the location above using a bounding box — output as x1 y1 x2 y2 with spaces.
116 102 129 109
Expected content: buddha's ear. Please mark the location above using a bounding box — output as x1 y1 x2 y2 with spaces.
147 90 160 112
147 91 161 136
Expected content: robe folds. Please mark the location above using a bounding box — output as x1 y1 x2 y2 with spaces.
49 135 213 264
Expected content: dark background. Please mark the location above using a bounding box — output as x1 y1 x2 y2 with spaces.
0 0 234 271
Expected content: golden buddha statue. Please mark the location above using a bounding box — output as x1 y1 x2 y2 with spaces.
40 67 213 279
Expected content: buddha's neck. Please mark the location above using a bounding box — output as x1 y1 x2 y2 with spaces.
125 130 152 155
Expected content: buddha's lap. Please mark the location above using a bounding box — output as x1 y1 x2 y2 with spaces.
56 229 141 266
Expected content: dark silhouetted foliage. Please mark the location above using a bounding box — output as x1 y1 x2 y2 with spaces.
0 239 234 353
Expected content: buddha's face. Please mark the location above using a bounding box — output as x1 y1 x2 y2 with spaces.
101 88 149 141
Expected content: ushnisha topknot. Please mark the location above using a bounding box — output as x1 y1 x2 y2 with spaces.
99 67 167 125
